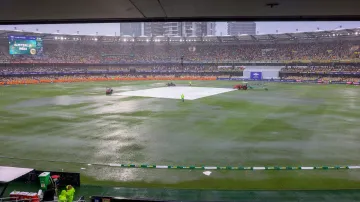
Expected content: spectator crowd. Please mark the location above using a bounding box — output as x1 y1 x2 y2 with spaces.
0 65 244 74
280 65 360 73
0 38 360 84
282 76 360 83
0 74 217 85
0 39 359 64
280 65 360 82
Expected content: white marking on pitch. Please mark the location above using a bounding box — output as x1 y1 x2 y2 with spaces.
117 87 236 100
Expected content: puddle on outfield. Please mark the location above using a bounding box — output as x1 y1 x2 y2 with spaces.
0 134 98 162
221 91 324 107
3 83 360 185
6 94 156 109
150 82 166 87
87 99 161 115
6 95 117 108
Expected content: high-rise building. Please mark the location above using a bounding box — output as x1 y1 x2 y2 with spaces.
227 22 256 35
144 22 165 36
201 22 216 36
120 22 217 37
163 22 216 37
183 22 197 36
120 23 141 37
163 22 183 37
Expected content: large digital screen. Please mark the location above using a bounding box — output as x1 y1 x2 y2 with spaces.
8 36 43 55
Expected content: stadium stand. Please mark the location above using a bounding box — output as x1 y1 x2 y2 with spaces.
1 41 359 64
1 28 360 84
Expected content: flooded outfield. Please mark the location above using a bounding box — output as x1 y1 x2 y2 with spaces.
1 81 360 189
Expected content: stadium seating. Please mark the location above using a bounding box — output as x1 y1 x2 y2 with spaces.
0 40 359 64
280 65 360 73
1 34 360 83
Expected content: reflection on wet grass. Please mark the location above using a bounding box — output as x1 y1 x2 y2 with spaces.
120 96 149 101
80 170 360 190
1 81 360 189
116 143 146 153
120 110 156 117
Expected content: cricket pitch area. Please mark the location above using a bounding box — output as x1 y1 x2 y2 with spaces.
1 80 360 190
117 86 236 100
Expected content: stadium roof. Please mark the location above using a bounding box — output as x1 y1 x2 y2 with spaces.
1 28 360 44
0 0 359 23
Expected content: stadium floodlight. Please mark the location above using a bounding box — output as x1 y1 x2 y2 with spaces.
94 38 98 41
356 32 358 35
146 39 150 42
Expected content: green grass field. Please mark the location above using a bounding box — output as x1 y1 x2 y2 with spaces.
1 80 360 190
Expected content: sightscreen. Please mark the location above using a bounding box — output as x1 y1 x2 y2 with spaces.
8 35 43 55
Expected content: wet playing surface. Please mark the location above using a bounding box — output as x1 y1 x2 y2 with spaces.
1 81 360 189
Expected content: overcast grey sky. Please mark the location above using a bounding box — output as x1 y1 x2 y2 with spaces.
0 22 359 36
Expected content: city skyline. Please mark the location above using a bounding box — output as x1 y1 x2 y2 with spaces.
0 22 359 36
227 22 256 35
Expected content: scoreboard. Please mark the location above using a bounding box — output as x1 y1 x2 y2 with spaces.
8 35 43 55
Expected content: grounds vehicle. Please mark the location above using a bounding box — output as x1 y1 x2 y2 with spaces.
233 84 248 90
234 82 268 91
106 88 113 95
167 82 176 86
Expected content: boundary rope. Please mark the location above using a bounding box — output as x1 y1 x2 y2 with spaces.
1 155 359 170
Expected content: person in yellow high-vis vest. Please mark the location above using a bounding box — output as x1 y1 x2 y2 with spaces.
59 190 67 202
66 185 75 202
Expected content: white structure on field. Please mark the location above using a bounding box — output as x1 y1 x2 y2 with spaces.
118 87 235 100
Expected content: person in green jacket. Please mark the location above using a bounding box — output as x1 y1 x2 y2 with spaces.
59 190 67 202
181 93 184 102
66 185 76 202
